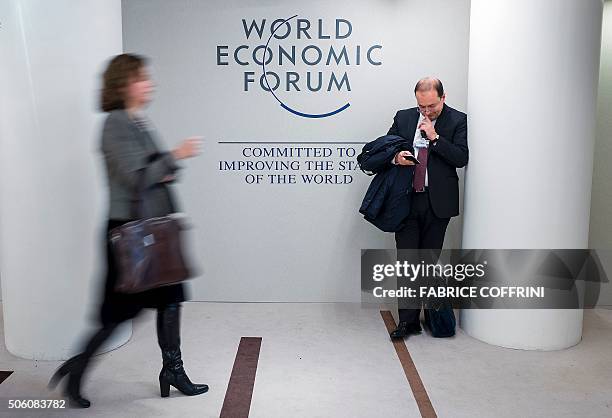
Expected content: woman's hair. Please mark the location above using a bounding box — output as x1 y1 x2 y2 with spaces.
100 53 148 112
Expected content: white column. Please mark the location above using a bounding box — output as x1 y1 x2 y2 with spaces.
461 0 604 350
0 0 131 360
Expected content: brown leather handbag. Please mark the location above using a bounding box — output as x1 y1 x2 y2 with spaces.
109 169 194 294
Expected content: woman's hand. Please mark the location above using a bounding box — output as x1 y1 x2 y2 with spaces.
172 136 203 160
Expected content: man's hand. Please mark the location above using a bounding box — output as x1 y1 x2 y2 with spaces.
394 151 416 166
418 116 437 140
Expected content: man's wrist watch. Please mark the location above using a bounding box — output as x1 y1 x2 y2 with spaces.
431 134 440 143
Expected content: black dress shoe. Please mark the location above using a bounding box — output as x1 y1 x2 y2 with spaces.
390 322 422 339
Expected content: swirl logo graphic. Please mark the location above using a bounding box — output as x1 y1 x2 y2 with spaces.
216 15 383 119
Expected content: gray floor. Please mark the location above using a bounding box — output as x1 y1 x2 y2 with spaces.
0 302 611 418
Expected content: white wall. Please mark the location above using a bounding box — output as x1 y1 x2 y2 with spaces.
1 0 610 309
121 0 471 302
0 0 130 359
589 0 612 306
590 0 612 248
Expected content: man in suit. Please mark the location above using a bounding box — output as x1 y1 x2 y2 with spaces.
387 77 468 339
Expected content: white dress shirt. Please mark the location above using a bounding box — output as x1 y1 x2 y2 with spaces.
391 113 438 187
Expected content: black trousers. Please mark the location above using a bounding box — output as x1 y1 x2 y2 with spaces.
394 190 450 324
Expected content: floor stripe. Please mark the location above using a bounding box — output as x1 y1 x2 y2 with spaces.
220 337 262 418
0 371 13 385
380 311 437 418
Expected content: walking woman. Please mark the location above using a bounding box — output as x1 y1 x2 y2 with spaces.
48 53 207 408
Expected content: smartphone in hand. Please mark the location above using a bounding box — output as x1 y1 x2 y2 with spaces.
403 155 420 164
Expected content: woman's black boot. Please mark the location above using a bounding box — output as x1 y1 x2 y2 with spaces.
48 354 81 390
48 354 91 408
65 369 91 408
48 322 118 408
157 303 208 397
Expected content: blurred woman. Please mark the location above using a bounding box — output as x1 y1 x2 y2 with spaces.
49 53 207 408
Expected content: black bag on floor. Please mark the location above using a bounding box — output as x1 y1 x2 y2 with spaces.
424 304 456 338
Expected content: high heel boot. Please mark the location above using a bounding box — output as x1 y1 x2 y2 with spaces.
48 322 118 408
157 303 208 397
48 354 81 390
48 354 91 408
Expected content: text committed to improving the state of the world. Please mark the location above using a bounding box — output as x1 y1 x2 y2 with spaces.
218 145 361 185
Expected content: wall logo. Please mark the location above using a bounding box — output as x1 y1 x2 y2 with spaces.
216 15 383 118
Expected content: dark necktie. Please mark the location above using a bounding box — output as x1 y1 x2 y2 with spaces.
413 146 428 192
